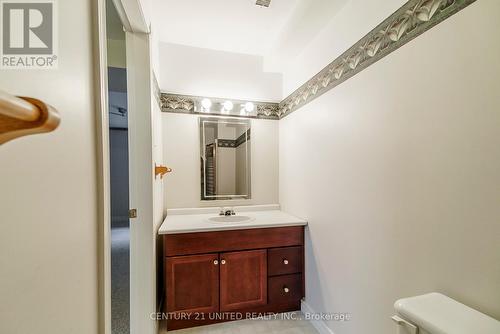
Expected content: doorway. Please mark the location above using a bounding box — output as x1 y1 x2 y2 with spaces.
106 0 130 333
98 1 158 333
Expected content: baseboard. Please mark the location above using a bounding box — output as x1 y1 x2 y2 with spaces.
301 300 335 334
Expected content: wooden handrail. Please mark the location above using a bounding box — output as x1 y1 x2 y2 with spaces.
0 90 60 144
0 90 40 121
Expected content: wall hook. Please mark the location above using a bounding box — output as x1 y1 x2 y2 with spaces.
155 164 172 179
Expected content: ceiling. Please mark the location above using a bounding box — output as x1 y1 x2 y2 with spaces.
152 0 300 56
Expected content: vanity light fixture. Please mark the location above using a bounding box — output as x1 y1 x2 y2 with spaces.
223 100 234 111
244 102 254 112
161 93 280 119
240 102 255 116
201 98 212 112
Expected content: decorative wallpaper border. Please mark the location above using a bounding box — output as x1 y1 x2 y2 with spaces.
160 0 476 120
161 93 280 120
217 131 250 148
235 129 251 147
278 0 477 118
217 139 237 148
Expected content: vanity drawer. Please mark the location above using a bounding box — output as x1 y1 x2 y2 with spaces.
268 246 303 276
268 274 303 305
164 226 304 257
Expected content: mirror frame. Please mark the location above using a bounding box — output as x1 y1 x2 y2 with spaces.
199 116 252 201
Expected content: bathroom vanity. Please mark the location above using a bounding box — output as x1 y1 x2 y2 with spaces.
158 117 308 330
159 206 307 330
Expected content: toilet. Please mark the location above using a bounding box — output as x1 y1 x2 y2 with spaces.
392 293 500 334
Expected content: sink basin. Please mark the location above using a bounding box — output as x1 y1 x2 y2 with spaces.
207 215 255 223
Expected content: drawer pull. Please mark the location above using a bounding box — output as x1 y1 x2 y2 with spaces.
221 259 226 265
283 259 289 265
213 260 219 265
283 286 290 293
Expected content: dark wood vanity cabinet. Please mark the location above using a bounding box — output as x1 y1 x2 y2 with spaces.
163 226 305 330
166 254 220 315
219 250 268 312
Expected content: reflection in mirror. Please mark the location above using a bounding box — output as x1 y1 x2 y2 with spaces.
200 117 251 200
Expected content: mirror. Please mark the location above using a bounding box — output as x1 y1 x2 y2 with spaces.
200 117 251 200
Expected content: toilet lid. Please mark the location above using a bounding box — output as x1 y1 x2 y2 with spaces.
394 293 500 334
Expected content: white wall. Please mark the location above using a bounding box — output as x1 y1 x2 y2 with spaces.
281 0 406 96
150 28 160 81
279 1 500 334
139 0 152 27
235 141 248 195
106 0 126 68
0 0 98 333
162 113 279 209
158 43 282 102
217 147 236 195
108 39 126 68
264 0 349 73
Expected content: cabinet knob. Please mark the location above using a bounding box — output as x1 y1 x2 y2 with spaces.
213 260 219 265
221 259 226 265
283 259 289 265
283 286 290 293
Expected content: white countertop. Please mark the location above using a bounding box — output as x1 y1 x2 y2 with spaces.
158 204 307 235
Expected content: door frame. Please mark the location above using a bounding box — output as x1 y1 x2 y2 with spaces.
93 1 111 333
93 1 151 334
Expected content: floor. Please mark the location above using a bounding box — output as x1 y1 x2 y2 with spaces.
111 226 130 334
159 312 318 334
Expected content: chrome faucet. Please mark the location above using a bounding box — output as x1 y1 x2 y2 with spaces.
219 208 235 216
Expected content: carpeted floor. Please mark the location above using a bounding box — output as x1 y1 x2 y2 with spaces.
111 227 130 334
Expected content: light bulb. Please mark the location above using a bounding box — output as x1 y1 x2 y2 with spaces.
244 102 255 112
201 98 212 111
223 100 233 111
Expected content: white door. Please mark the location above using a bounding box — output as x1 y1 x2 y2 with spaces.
126 31 156 334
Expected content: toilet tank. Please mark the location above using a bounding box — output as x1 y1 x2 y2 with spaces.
392 293 500 334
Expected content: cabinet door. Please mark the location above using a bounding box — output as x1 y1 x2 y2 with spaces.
166 254 219 314
220 249 267 312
